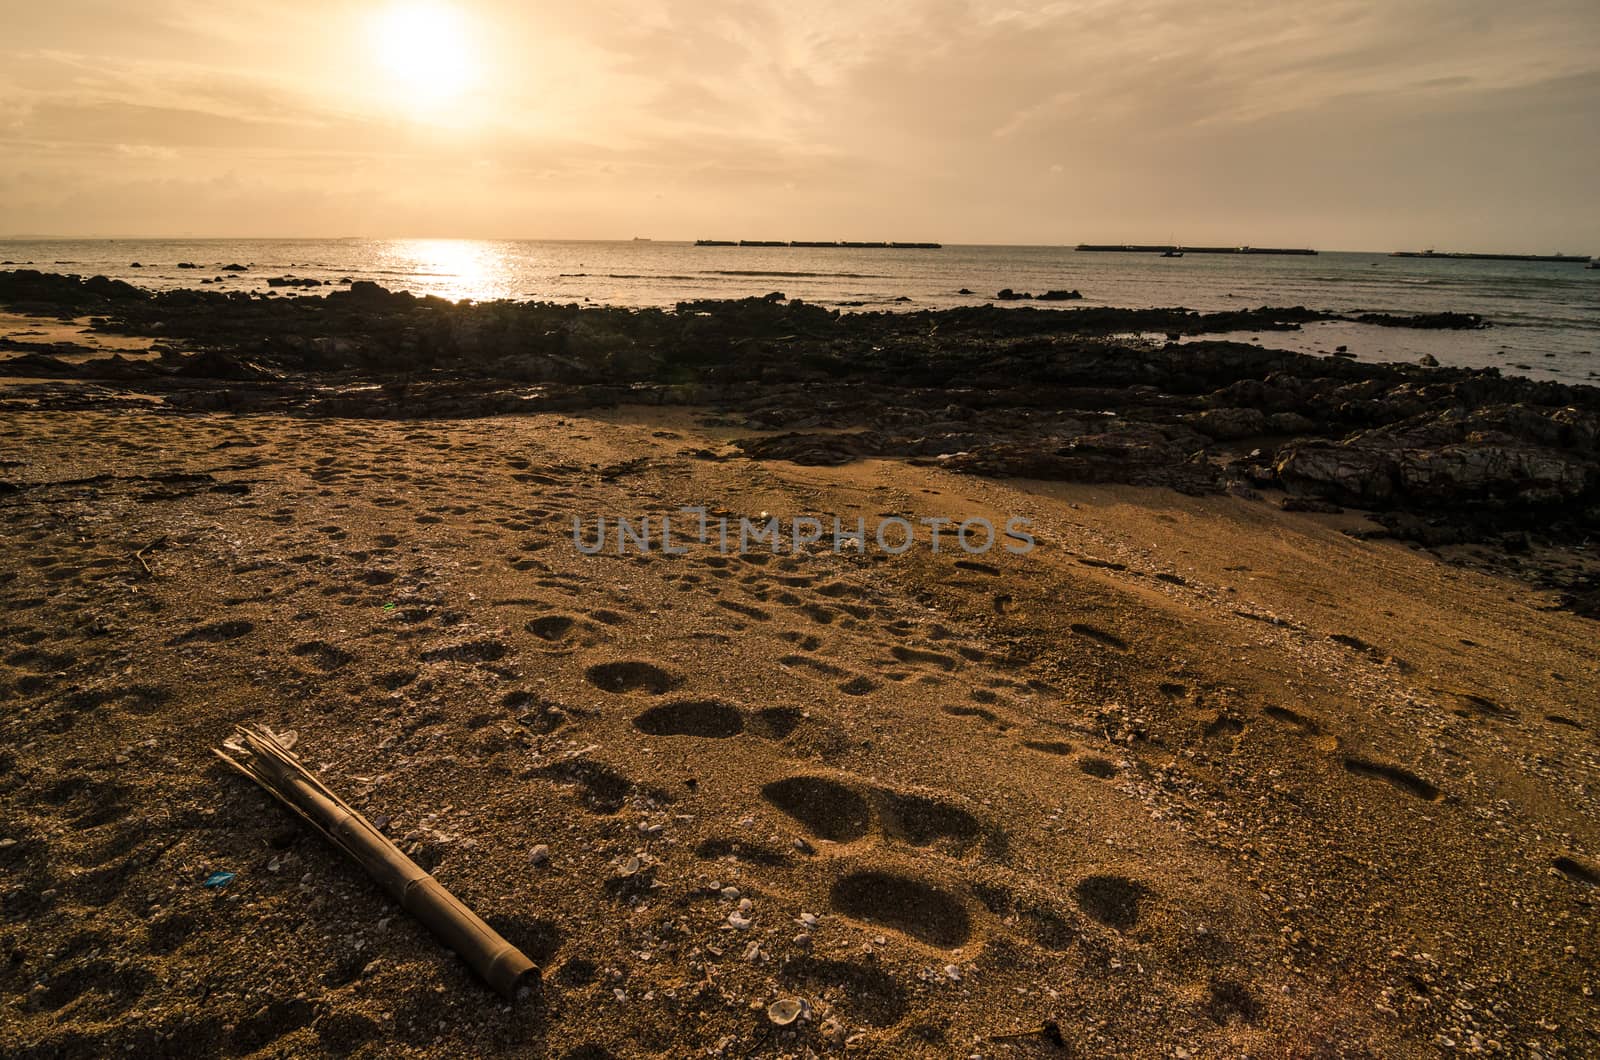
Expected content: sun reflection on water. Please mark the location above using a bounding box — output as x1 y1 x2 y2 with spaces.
378 239 518 302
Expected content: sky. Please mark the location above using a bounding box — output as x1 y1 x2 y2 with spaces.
1 0 1597 251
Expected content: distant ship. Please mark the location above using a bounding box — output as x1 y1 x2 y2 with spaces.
1391 249 1589 263
631 237 652 242
1077 244 1316 256
693 239 942 249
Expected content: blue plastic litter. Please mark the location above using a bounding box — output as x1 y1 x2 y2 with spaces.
203 870 237 888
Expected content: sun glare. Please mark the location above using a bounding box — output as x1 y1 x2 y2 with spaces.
371 2 477 116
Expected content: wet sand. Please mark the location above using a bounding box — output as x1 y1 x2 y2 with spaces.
2 395 1597 1057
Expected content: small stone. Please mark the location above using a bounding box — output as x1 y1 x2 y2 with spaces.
529 844 550 866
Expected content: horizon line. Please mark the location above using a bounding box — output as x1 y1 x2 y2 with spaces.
1 235 1595 259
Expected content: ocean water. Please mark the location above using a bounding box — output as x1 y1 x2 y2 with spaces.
3 238 1597 384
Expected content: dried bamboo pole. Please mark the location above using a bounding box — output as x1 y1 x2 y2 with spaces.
215 726 536 999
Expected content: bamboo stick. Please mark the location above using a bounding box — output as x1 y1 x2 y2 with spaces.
215 726 537 999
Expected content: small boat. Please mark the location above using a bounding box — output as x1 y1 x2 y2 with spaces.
1161 249 1183 258
1588 259 1599 270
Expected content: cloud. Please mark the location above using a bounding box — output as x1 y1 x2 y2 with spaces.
0 0 1595 245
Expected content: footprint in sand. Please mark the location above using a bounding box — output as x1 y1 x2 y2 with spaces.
1443 689 1519 722
419 638 510 664
888 645 959 671
525 614 576 642
829 870 972 948
584 660 681 694
762 776 872 841
1077 755 1117 778
941 702 1015 732
290 640 353 672
1341 755 1442 802
1070 622 1129 651
1073 873 1149 931
533 757 671 814
1553 856 1599 888
1261 705 1340 752
633 700 744 738
761 773 996 857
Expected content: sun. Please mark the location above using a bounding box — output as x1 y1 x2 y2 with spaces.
370 2 477 116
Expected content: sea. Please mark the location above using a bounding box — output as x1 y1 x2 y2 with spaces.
3 238 1597 385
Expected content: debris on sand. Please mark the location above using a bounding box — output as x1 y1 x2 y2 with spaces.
214 726 537 999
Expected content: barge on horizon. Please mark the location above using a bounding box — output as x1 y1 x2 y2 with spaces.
1390 250 1591 263
694 239 942 249
1075 244 1318 256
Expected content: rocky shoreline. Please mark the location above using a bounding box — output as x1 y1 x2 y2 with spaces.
3 268 1596 615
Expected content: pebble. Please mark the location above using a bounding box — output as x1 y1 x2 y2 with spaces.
529 844 549 866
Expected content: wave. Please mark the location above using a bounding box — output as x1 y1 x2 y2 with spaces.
558 273 701 281
706 270 889 278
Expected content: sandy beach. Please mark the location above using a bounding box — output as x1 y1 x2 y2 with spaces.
2 276 1599 1057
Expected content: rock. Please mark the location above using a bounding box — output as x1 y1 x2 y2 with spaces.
1267 411 1317 434
221 263 249 271
170 350 280 381
529 844 550 866
0 353 80 377
1035 289 1082 301
995 288 1028 301
1276 443 1399 505
1277 404 1599 511
935 426 1224 495
1184 407 1268 440
1355 311 1486 330
1419 354 1439 366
